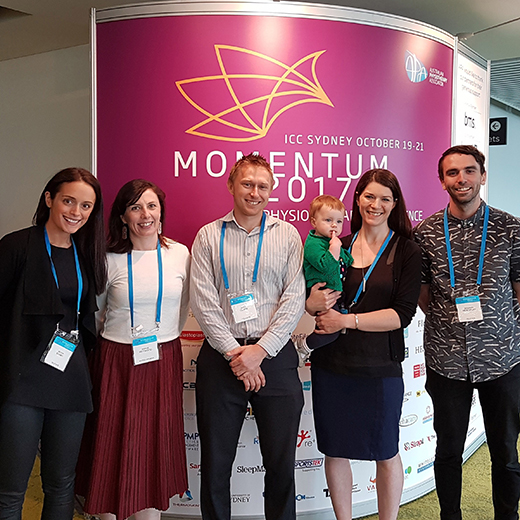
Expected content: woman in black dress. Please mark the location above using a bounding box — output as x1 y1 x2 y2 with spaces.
306 169 422 520
0 168 106 520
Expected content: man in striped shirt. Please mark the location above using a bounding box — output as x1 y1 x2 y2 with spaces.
190 153 306 520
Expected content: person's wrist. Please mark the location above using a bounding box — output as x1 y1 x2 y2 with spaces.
253 343 268 360
305 302 321 316
346 313 358 329
338 313 349 329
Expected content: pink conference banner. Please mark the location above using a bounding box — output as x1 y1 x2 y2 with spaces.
96 13 452 248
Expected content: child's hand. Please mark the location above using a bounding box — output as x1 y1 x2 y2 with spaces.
329 232 342 260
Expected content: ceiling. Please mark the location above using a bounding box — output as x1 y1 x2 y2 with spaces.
2 0 520 109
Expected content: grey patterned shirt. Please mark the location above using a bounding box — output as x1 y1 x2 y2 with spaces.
414 202 520 382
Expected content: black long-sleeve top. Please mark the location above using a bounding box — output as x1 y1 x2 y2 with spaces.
311 233 422 378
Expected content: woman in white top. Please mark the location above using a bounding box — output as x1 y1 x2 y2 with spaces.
76 179 190 520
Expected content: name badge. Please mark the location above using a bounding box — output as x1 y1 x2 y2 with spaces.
132 335 160 366
455 295 483 322
41 329 78 372
229 293 258 324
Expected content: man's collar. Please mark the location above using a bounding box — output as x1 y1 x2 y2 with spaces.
447 200 486 224
222 210 277 233
222 210 235 223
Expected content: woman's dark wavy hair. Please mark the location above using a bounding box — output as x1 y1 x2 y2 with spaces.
351 169 412 239
107 179 168 254
33 167 107 294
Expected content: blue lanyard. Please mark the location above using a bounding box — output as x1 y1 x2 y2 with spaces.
44 227 83 330
347 229 394 308
220 212 266 290
127 240 163 329
444 204 489 288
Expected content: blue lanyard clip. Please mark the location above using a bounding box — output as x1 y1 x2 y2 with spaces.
220 212 267 291
44 227 83 331
347 229 394 309
443 205 489 289
127 239 164 333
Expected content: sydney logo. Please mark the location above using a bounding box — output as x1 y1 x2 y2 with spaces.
405 50 428 83
176 45 333 142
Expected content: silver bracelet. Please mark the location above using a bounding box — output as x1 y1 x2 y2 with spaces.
354 314 359 329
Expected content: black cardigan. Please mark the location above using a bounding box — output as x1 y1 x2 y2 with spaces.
311 233 422 376
0 225 98 407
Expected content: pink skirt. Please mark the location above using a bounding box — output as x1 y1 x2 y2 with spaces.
76 337 188 519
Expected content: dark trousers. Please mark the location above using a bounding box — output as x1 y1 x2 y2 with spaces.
196 340 304 520
0 401 86 520
426 365 520 520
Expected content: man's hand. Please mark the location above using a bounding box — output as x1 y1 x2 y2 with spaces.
226 344 268 391
418 284 431 315
305 282 341 316
237 369 266 392
513 281 520 306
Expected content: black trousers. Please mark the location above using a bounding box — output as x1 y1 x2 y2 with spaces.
0 401 86 520
196 340 304 520
426 365 520 520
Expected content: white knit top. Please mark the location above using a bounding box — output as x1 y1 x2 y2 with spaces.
97 238 190 343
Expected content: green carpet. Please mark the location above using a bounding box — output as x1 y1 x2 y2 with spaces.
24 439 515 519
364 440 497 519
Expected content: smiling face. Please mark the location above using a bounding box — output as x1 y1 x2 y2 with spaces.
228 164 273 231
441 153 486 217
45 181 96 243
311 206 344 238
357 181 396 229
121 189 162 249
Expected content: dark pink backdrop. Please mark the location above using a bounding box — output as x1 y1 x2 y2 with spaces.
96 14 452 247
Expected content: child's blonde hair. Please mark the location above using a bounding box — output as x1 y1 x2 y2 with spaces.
309 195 345 220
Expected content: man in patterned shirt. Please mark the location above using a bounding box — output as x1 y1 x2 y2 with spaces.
190 153 305 520
414 145 520 520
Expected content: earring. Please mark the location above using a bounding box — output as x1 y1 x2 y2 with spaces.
158 222 162 235
122 224 128 240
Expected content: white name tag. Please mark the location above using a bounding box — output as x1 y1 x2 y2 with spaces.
132 335 160 365
230 293 258 324
41 332 78 372
455 295 483 322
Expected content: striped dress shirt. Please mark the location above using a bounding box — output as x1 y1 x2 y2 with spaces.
190 211 305 357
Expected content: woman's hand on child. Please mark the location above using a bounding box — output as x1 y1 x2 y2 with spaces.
305 282 341 315
315 308 347 334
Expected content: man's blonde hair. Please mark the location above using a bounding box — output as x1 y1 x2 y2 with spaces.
228 153 274 186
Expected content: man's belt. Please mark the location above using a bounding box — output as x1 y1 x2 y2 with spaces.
235 337 261 346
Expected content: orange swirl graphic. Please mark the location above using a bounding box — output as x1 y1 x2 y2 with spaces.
176 45 333 142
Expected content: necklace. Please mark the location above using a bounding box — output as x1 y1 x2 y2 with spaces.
359 229 391 293
349 228 394 307
360 234 367 292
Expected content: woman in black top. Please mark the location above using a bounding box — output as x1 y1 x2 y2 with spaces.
306 169 421 520
0 168 106 520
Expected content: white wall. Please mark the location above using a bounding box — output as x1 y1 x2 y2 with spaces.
0 45 90 238
488 102 520 217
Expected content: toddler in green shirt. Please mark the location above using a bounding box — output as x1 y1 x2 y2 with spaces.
294 195 353 363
